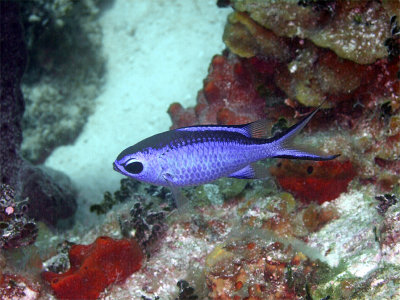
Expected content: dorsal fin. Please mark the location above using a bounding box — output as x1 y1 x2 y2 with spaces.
241 119 271 139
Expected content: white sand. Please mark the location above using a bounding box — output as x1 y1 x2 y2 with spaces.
45 0 231 203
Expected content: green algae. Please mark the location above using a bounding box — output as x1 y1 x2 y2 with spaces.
192 178 248 207
216 178 247 200
313 264 400 299
193 184 224 207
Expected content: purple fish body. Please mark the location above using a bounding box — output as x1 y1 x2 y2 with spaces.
113 107 339 191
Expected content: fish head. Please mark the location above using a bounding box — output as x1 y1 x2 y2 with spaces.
113 147 164 185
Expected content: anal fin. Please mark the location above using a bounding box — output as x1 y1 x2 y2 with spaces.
228 163 270 179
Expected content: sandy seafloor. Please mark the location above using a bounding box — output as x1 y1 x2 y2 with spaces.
45 0 231 207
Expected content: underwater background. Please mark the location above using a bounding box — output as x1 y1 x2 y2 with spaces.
0 0 399 299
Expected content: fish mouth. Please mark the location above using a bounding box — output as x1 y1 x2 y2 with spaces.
113 161 120 172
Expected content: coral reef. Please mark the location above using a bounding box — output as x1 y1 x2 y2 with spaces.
168 0 399 209
90 178 174 215
0 1 76 227
42 236 144 300
0 273 40 300
378 191 400 266
96 184 397 299
90 178 142 215
169 39 398 130
20 0 105 163
0 184 38 249
168 53 282 128
205 239 331 299
169 0 399 127
232 0 397 64
2 0 399 299
115 0 399 298
220 2 399 111
191 178 248 207
119 201 168 255
250 191 340 238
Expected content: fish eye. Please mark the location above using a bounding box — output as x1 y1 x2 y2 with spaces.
124 161 143 174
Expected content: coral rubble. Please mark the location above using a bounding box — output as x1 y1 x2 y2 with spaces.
0 273 40 300
205 239 330 299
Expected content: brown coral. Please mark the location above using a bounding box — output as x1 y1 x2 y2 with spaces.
232 0 398 64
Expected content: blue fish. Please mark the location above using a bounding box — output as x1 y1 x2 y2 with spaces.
113 106 339 205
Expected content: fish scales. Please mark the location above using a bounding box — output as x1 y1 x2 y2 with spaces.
113 106 339 199
159 129 268 186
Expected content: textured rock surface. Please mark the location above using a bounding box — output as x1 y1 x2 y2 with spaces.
232 0 398 64
0 2 76 227
20 0 105 163
19 165 77 226
0 273 40 300
222 11 399 108
205 239 330 299
0 1 26 188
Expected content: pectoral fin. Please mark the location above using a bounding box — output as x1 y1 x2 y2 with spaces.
228 163 270 179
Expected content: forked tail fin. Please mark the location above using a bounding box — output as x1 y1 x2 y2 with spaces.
271 104 340 161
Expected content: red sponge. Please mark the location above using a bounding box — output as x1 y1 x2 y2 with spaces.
43 236 143 300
